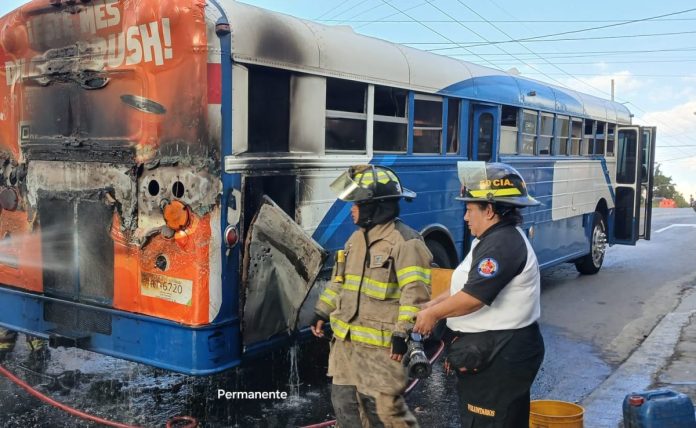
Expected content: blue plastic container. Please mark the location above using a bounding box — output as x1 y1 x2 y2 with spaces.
623 389 696 428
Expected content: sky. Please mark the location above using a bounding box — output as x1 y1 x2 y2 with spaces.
2 0 696 199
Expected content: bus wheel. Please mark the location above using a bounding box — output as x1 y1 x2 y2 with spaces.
574 212 607 275
426 240 453 269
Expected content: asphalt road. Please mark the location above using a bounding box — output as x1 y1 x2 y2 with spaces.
1 208 695 427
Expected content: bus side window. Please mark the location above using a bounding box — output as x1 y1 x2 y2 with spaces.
582 119 595 156
500 105 518 154
247 65 290 153
570 118 582 155
325 78 367 153
538 113 553 155
606 123 616 157
373 86 408 152
446 99 460 154
595 121 606 155
477 113 494 161
413 94 443 154
520 110 537 155
555 116 569 155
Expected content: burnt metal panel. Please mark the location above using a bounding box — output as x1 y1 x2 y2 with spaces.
38 190 115 304
241 196 327 345
77 198 114 303
39 195 78 299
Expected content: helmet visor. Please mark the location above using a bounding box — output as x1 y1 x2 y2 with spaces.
330 169 374 202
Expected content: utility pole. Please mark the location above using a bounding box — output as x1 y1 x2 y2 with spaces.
611 79 615 101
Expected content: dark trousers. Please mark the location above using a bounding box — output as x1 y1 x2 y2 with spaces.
454 322 545 427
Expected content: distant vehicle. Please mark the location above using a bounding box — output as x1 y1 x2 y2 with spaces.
0 0 656 375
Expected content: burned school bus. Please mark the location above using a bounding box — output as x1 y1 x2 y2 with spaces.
0 0 654 375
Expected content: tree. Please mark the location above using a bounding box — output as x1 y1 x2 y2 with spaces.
653 164 689 207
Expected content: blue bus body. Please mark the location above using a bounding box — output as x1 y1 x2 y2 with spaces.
0 0 654 375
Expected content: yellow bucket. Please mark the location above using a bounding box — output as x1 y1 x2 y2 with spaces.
529 400 584 428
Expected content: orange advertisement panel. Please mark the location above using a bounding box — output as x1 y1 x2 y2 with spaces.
0 0 212 161
0 1 218 326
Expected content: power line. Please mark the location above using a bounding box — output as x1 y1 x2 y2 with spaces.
318 18 696 23
425 29 696 51
453 1 696 159
419 0 575 90
467 59 696 66
375 1 504 71
424 6 696 50
437 46 696 56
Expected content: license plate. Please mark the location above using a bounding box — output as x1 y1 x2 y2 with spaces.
140 272 192 306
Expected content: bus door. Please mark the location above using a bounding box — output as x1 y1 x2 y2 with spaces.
639 127 657 240
470 105 499 162
614 126 644 245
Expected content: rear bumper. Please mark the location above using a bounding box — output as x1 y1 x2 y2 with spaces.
0 285 241 375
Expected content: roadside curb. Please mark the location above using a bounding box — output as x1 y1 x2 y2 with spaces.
581 309 696 427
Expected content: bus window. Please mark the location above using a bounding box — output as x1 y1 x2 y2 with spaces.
538 113 553 155
521 110 537 155
582 120 595 155
570 118 582 155
446 99 460 154
606 123 616 156
595 121 606 155
374 86 408 152
555 116 569 155
500 105 518 154
325 78 367 152
248 65 290 153
477 113 494 161
413 95 443 154
617 129 637 184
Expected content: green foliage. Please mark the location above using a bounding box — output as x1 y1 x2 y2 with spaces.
653 164 690 208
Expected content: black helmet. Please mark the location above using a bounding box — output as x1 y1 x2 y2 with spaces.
456 162 540 207
330 165 416 203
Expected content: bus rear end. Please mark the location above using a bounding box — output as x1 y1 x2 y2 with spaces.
0 0 238 374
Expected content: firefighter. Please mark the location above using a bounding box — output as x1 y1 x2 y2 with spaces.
0 327 50 371
311 165 432 427
414 162 545 427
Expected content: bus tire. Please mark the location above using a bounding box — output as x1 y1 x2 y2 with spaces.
426 239 454 269
574 212 607 275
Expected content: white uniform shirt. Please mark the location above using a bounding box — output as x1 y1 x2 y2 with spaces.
447 226 541 333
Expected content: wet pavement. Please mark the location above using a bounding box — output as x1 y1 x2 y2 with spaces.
2 208 693 427
0 310 611 427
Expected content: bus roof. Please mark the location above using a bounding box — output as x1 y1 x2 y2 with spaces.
223 0 631 124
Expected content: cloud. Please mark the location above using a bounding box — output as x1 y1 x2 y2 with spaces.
637 100 696 138
556 70 646 98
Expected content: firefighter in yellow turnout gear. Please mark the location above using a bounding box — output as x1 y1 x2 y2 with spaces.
0 327 49 371
312 165 432 427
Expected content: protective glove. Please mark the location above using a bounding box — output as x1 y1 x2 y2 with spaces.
391 335 408 356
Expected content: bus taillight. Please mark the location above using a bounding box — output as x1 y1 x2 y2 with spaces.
162 200 191 231
224 225 239 248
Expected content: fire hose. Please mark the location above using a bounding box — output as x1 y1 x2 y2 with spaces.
301 339 446 428
0 363 198 428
